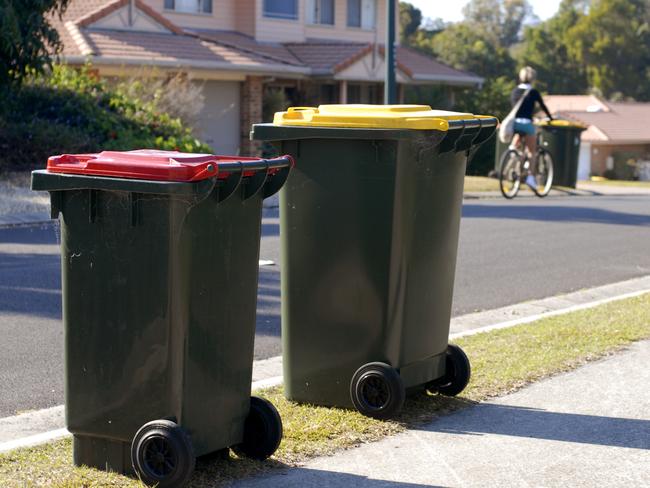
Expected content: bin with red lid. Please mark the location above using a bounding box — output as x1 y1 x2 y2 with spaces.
31 149 293 487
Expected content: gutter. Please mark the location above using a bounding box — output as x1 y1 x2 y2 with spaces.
411 73 484 85
64 55 310 77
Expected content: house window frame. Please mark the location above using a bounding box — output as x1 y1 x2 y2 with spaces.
347 0 377 30
263 0 299 20
306 0 335 26
164 0 213 15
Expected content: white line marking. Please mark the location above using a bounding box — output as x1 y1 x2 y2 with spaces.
0 428 69 453
449 289 650 340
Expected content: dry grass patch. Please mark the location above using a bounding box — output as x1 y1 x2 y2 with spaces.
463 176 500 192
1 294 648 487
584 179 650 188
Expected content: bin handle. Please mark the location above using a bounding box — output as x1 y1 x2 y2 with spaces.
216 156 294 175
216 156 294 202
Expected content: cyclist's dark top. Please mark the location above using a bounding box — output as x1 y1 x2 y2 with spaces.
511 87 553 120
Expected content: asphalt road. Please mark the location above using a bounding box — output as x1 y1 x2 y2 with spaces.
1 196 649 417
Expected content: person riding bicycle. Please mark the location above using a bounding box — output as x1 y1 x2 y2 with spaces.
510 66 553 189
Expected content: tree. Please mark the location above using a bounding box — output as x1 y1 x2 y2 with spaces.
430 23 516 79
518 0 589 94
0 0 71 87
399 2 423 44
565 0 650 100
462 0 533 47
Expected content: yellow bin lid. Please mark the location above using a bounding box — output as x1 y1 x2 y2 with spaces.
273 105 486 132
536 119 587 129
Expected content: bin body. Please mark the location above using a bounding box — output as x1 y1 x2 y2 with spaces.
32 150 291 473
537 121 586 188
253 105 497 408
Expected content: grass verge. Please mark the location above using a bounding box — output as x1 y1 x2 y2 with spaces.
463 175 500 192
585 179 650 188
1 294 649 487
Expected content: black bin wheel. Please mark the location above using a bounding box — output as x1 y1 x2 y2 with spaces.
427 344 471 397
233 396 283 460
350 362 405 419
131 419 195 488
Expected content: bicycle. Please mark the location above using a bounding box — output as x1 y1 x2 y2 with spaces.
499 131 554 199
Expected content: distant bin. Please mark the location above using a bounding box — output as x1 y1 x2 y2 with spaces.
252 105 497 419
32 150 292 487
536 120 587 188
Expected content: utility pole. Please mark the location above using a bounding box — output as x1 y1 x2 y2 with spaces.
384 0 397 104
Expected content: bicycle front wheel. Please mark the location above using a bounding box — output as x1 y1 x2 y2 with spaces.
533 149 554 197
499 149 523 199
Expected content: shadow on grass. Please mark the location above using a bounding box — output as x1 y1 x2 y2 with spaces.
183 393 474 487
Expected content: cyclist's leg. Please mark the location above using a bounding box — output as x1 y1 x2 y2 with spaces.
524 134 537 172
511 132 522 149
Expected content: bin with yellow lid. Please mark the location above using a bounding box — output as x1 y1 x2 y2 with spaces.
251 104 497 419
535 119 587 188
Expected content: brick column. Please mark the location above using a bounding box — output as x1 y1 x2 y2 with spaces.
240 75 264 156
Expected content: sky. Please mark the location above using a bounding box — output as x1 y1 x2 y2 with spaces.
407 0 564 24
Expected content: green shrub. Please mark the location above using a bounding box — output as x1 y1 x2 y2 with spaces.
0 64 212 172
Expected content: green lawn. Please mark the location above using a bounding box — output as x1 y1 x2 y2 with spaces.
1 294 649 487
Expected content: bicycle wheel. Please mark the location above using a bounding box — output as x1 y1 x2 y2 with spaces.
533 149 554 197
499 149 523 199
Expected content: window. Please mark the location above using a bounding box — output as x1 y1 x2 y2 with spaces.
263 0 298 20
347 0 376 29
306 0 334 25
164 0 212 14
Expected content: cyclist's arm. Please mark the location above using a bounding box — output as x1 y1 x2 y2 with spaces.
535 91 553 120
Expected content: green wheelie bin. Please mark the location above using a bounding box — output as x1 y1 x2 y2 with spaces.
252 105 497 419
31 150 293 487
536 120 587 188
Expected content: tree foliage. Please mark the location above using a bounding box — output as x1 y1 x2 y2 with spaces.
518 0 589 94
462 0 533 47
0 64 211 171
399 2 423 43
565 0 650 100
0 0 71 87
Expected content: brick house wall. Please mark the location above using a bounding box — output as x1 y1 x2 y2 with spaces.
240 76 264 156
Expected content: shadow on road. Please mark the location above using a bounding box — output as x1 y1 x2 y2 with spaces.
0 222 58 245
255 267 281 339
462 204 650 227
0 252 61 319
427 403 650 450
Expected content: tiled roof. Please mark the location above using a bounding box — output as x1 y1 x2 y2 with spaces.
396 47 482 82
285 41 369 74
544 95 610 114
50 0 481 84
76 0 183 35
560 103 650 143
189 30 303 67
48 0 108 56
51 0 304 73
84 30 271 66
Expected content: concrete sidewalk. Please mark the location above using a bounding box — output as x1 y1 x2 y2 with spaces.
235 340 650 488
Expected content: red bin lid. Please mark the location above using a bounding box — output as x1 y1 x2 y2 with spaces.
46 150 265 182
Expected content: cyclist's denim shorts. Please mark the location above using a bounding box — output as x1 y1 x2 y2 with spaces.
514 120 536 136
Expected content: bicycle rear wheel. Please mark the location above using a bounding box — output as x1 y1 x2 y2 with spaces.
533 149 554 197
499 149 523 199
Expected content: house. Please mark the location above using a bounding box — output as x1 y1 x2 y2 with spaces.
544 95 650 179
51 0 483 155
